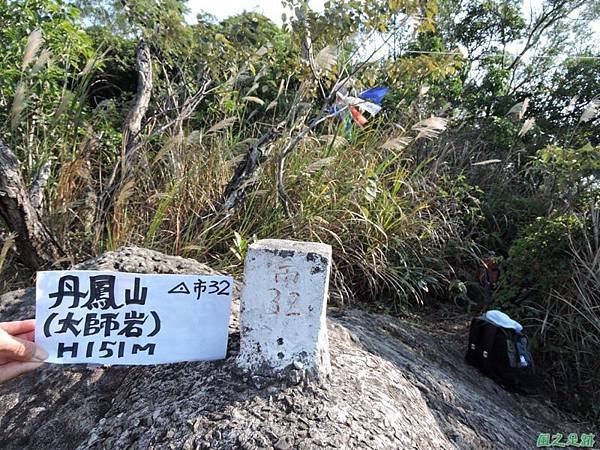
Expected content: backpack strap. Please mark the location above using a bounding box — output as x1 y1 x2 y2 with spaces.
515 333 534 369
480 323 498 373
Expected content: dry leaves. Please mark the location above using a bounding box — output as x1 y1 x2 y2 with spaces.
508 98 529 120
472 159 502 166
243 96 265 106
315 45 338 72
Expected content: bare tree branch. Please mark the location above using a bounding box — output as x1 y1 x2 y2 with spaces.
195 78 315 229
507 0 587 74
195 118 288 227
28 160 51 212
276 109 337 215
150 75 212 138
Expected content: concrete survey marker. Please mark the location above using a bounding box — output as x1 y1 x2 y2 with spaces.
237 239 332 378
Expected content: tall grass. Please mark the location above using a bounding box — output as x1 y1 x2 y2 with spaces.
529 205 600 420
1 18 483 312
84 106 480 308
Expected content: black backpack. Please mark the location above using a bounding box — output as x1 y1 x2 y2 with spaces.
465 316 539 394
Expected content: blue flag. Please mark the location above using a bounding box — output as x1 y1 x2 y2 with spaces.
358 87 389 105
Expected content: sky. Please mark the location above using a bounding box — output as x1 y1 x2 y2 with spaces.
187 0 600 36
186 0 324 24
186 0 592 25
186 0 599 55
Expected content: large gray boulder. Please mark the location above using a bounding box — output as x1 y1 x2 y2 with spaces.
0 247 594 450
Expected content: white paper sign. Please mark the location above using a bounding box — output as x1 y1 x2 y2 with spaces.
35 271 233 365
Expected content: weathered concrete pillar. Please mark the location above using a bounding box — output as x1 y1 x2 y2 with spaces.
237 239 332 379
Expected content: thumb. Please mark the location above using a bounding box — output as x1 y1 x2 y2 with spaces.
0 334 48 362
0 361 44 384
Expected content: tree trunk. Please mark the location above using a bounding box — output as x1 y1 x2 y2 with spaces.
195 119 287 227
0 139 64 269
28 160 51 212
122 38 153 164
98 38 153 227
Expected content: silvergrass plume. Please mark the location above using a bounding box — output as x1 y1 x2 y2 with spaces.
580 97 600 123
518 117 535 137
412 117 448 140
507 98 529 120
31 48 52 75
22 29 43 70
10 81 27 129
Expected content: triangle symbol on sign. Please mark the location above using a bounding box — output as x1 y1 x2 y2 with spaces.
168 282 190 294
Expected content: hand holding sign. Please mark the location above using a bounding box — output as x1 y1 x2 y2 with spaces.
0 319 48 383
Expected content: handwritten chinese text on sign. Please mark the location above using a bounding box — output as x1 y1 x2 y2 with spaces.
35 271 233 365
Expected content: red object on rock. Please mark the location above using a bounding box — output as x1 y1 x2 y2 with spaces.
348 104 367 127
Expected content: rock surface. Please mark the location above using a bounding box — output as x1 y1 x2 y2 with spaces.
0 247 595 450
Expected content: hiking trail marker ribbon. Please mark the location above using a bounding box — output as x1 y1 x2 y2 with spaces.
35 271 233 365
332 86 390 128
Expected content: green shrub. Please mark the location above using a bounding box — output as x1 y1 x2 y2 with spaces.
497 214 580 305
479 192 548 253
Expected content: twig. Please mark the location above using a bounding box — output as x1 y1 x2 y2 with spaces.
276 109 344 217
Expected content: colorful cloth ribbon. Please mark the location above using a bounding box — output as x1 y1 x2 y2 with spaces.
331 86 389 128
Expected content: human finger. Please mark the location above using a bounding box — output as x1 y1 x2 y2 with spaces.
0 334 33 364
0 334 48 362
0 360 44 384
16 331 35 342
0 320 35 336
